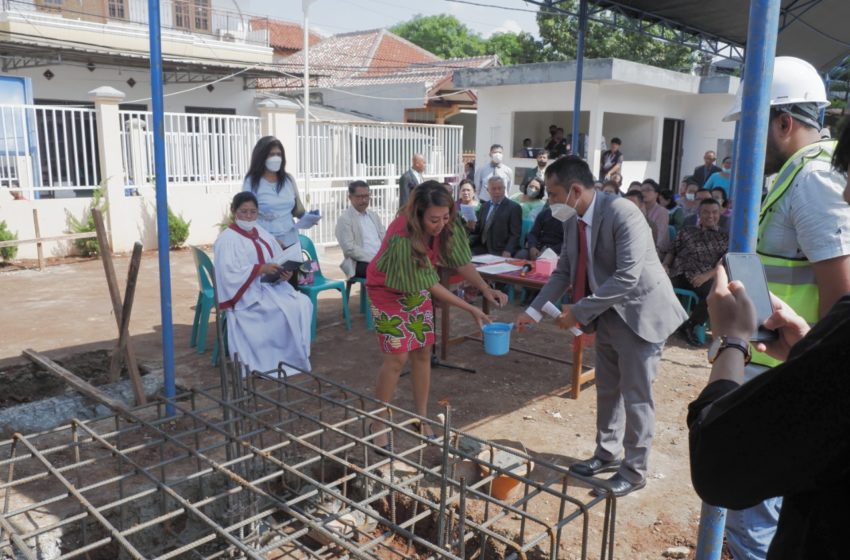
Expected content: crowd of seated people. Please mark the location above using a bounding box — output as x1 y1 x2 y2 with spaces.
213 139 748 374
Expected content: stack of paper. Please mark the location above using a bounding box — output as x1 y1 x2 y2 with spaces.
471 254 506 265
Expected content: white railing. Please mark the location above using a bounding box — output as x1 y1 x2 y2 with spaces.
296 121 464 181
304 182 399 246
119 111 260 191
0 104 100 197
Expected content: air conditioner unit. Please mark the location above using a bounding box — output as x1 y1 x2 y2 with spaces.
216 24 245 42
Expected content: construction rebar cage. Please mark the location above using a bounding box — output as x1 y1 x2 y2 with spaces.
0 367 617 559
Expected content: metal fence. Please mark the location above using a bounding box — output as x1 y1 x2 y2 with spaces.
298 121 464 181
0 104 100 196
119 110 260 191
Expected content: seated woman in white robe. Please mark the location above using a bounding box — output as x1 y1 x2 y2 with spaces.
214 191 313 376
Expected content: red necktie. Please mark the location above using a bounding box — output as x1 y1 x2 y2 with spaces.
573 220 589 300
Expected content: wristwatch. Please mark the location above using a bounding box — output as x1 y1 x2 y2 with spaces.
707 336 751 364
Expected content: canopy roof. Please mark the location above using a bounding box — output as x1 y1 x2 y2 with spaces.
583 0 849 73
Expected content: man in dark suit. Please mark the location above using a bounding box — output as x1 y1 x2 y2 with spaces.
692 150 722 187
469 176 522 257
516 156 688 497
398 153 425 209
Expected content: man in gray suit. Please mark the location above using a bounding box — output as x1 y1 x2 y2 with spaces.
398 154 425 209
517 156 687 497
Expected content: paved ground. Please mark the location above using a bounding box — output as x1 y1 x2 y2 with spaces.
0 246 713 559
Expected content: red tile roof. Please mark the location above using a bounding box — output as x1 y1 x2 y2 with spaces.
250 18 322 52
279 29 441 86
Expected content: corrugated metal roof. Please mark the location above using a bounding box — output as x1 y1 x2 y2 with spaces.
593 0 849 72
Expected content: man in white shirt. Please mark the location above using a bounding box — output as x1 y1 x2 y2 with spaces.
335 180 386 279
474 144 513 202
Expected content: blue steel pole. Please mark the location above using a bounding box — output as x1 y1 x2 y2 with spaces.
571 0 587 157
147 0 177 415
726 0 781 254
696 1 781 558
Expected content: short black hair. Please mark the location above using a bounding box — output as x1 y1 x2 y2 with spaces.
523 138 532 144
722 156 732 164
544 155 594 191
699 197 721 209
625 191 643 202
521 177 545 199
348 180 368 195
490 144 503 152
231 191 258 212
710 187 727 201
610 137 621 145
833 120 850 172
659 188 676 209
696 188 711 195
641 178 660 193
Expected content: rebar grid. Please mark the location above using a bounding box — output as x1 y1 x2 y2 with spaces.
0 367 616 560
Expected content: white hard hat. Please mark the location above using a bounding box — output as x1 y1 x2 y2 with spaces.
722 56 828 122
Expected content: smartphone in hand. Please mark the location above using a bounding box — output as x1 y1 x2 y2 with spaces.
722 252 778 342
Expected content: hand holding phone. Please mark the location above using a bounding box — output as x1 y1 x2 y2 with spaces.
722 253 778 342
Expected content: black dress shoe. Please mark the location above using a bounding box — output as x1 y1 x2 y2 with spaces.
569 456 622 477
591 473 646 497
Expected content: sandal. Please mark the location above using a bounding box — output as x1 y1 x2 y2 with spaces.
418 420 440 441
369 423 392 455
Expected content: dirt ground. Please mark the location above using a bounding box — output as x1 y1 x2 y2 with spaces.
0 246 714 559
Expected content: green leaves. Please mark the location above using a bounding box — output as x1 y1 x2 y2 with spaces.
374 313 404 338
536 2 698 72
399 292 427 313
391 14 546 65
406 314 433 344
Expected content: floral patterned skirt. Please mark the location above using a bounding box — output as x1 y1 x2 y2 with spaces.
369 287 435 354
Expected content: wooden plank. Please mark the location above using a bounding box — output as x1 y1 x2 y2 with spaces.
23 349 130 414
0 232 97 249
32 209 44 271
92 209 140 391
108 243 146 405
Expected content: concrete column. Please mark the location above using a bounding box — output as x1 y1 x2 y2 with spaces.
90 86 130 250
257 98 300 174
586 84 604 180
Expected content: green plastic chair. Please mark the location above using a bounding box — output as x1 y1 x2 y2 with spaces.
190 246 226 363
345 276 374 330
297 235 352 340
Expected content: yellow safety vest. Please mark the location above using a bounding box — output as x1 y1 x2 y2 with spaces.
751 140 837 368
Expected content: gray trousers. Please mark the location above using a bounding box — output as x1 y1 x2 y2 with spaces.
593 309 664 483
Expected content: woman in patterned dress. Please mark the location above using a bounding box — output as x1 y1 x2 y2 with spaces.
366 181 507 445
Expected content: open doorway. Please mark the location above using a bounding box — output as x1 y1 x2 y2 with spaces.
660 118 684 191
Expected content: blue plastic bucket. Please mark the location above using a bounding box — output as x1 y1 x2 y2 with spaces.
482 322 513 356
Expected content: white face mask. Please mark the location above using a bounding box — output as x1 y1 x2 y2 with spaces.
685 193 696 201
549 203 573 222
235 219 256 231
491 152 503 165
265 156 283 172
527 186 540 196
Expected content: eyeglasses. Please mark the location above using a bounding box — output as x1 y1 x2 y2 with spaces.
351 193 371 199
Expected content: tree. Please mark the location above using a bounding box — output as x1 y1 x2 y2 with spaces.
484 31 547 65
391 14 485 59
391 14 547 65
536 2 698 72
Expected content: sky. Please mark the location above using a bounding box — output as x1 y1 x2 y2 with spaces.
245 0 541 39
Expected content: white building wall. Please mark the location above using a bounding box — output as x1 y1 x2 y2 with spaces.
677 94 738 174
317 83 424 122
473 79 735 189
6 66 260 115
